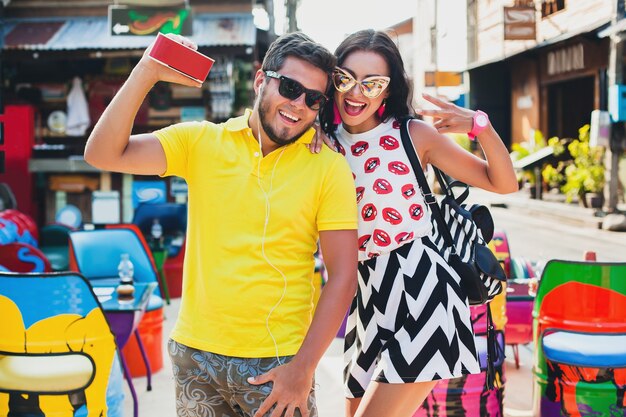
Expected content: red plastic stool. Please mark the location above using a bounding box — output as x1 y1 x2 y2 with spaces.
122 305 164 377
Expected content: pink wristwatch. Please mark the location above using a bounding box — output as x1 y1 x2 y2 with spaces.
468 110 489 141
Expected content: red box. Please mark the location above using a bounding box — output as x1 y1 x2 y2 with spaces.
148 33 214 83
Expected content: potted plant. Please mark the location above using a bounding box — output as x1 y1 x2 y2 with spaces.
555 124 605 208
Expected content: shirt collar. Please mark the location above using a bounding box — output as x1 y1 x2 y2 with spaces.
224 109 315 145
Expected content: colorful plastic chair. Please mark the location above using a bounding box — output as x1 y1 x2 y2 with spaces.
0 209 38 245
0 272 122 417
505 257 536 368
132 203 187 298
68 229 164 389
533 260 626 416
0 242 52 272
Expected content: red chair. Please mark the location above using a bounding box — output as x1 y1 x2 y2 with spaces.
0 242 52 272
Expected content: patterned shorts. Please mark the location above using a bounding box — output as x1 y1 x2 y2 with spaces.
343 237 481 398
168 339 317 417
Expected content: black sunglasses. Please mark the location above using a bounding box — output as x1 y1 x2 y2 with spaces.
264 70 328 111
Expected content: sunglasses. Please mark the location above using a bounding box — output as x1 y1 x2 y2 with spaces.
264 70 328 111
332 67 390 99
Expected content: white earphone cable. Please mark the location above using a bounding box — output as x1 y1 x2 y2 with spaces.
256 117 287 365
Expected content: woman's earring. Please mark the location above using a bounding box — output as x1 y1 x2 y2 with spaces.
377 100 386 119
333 102 342 124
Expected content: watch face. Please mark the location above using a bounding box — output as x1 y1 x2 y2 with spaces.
476 114 488 127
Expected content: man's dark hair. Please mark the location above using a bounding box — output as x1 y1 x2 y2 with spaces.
320 29 415 133
262 32 336 90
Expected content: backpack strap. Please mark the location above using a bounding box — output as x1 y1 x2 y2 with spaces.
398 117 456 252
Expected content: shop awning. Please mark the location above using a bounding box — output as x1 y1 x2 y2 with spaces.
598 18 626 38
2 13 256 51
466 19 610 71
512 147 555 171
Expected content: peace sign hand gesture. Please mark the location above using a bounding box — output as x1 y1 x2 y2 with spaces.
416 93 479 135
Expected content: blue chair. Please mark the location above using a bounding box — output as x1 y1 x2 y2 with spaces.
68 228 164 392
132 203 187 258
0 272 123 417
132 203 187 299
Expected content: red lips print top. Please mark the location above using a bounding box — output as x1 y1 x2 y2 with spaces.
335 118 432 261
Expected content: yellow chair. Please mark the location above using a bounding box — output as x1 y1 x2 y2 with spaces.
0 272 119 417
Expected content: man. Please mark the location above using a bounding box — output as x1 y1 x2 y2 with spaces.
84 32 358 417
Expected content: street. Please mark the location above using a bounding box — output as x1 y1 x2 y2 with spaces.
123 198 625 417
490 205 625 263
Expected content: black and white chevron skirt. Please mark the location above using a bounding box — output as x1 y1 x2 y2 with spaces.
343 235 481 398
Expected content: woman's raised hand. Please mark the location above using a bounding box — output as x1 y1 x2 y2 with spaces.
416 93 477 135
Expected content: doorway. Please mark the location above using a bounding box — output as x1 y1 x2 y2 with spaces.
547 76 594 139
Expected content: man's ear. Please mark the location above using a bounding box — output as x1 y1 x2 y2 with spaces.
253 69 265 95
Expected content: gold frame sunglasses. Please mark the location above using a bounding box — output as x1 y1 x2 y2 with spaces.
332 67 390 99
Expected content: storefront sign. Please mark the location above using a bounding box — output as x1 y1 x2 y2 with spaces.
504 6 536 41
547 43 584 76
108 6 192 36
424 71 462 87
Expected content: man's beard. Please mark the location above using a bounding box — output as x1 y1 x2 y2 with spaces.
257 91 311 147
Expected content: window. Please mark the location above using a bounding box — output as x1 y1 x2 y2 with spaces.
542 0 565 18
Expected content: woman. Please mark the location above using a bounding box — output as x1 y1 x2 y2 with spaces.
311 29 518 417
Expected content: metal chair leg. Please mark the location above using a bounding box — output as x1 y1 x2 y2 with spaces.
157 267 171 305
119 349 139 417
134 329 152 391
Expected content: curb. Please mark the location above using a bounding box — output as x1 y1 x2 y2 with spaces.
468 189 604 229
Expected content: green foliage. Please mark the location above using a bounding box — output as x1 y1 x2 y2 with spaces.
552 124 605 202
542 164 564 189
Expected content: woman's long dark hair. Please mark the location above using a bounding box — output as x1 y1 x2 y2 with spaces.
320 29 415 135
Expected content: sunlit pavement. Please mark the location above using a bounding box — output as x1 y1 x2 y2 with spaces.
124 298 536 417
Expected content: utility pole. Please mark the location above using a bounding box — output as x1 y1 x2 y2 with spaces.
605 0 625 213
285 0 299 33
265 0 275 36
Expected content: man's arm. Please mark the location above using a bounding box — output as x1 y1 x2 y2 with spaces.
250 229 358 417
84 35 202 175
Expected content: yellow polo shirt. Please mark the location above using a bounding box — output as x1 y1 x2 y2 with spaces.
155 110 357 357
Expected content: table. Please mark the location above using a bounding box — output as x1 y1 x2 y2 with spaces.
93 281 157 417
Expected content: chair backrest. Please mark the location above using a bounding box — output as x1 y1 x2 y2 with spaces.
39 223 74 247
132 203 187 237
0 242 52 272
534 260 626 333
0 209 39 246
68 229 160 295
0 272 116 416
105 223 158 272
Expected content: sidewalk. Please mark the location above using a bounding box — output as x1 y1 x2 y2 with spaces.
123 299 536 417
469 188 626 230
